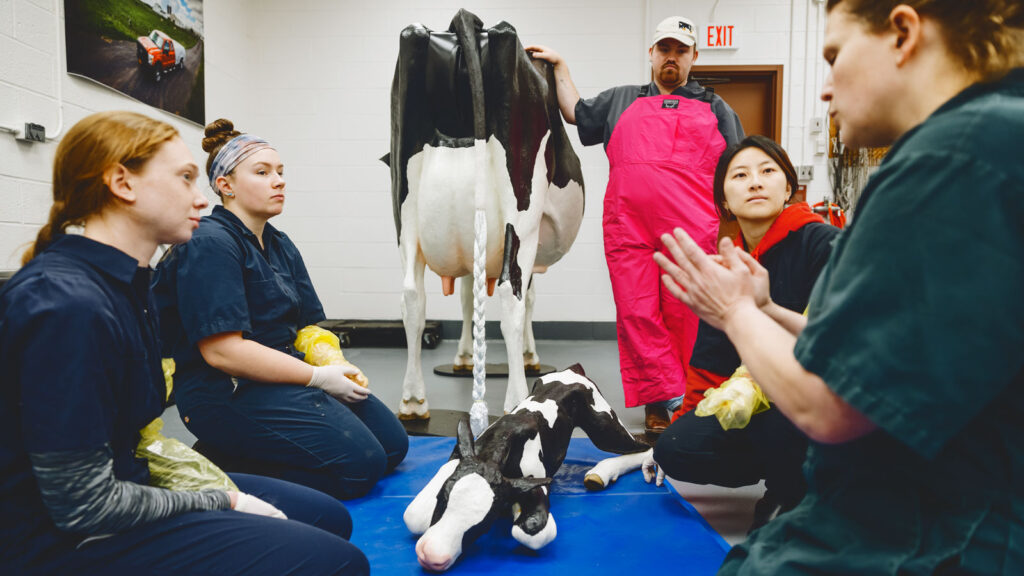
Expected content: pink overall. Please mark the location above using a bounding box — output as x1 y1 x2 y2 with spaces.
603 95 726 407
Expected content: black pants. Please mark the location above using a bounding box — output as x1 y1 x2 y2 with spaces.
653 407 808 510
41 473 368 575
180 385 409 500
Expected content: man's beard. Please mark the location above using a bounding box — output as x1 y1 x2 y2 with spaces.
658 66 682 86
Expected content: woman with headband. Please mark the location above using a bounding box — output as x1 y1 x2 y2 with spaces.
153 119 408 500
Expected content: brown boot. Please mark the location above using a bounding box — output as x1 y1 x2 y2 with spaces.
644 404 670 436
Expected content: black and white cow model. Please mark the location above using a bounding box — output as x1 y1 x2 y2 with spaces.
403 365 655 572
384 10 585 419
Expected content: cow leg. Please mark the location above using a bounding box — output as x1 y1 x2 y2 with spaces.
400 234 430 420
499 214 544 412
498 268 533 413
583 448 652 491
511 486 557 550
523 279 540 371
453 275 474 370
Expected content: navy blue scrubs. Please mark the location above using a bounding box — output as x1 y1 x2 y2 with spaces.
0 234 365 574
154 206 407 500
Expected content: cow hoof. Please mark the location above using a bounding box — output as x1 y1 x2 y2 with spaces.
399 398 430 420
524 363 541 372
452 363 472 373
583 473 607 491
398 411 431 421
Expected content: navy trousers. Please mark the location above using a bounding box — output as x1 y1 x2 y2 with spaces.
41 473 368 575
181 385 409 499
654 408 808 510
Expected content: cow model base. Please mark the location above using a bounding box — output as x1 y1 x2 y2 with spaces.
404 365 652 572
450 275 543 374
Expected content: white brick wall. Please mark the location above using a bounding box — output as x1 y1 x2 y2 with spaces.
0 0 254 268
1 0 833 324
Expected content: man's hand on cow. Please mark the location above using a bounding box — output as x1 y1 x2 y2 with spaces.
654 229 759 332
524 44 563 66
641 449 664 487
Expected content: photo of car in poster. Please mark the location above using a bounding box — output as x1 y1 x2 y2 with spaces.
65 0 205 125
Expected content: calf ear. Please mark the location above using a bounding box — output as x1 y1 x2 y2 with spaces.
456 416 476 459
507 476 552 495
566 363 586 376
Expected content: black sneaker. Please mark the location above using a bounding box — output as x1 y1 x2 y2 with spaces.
748 490 782 534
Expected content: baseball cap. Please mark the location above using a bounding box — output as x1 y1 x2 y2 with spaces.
652 16 697 47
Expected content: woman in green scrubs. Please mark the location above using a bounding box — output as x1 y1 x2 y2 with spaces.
654 1 1024 573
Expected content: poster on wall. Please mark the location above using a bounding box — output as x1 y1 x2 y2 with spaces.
64 0 205 125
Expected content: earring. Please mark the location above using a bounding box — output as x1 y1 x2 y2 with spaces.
224 191 235 198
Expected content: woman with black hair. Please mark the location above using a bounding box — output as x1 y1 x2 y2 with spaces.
653 135 838 532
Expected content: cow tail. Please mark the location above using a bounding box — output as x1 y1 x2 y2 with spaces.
451 9 490 436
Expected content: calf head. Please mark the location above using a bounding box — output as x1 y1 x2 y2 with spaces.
404 419 551 572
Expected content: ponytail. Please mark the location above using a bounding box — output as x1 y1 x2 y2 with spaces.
21 111 178 265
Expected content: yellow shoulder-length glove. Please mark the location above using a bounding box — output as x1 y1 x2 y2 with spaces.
694 366 771 430
694 307 810 430
294 325 369 388
137 358 238 491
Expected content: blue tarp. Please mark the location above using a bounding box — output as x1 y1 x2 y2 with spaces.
345 436 730 574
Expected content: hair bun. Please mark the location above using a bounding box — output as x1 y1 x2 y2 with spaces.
202 118 241 153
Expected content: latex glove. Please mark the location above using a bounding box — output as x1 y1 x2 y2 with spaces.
641 450 665 487
336 360 370 389
232 492 287 519
308 365 371 403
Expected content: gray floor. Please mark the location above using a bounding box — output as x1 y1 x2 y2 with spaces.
161 339 763 546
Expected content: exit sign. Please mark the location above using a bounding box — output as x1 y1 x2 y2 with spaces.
701 24 740 50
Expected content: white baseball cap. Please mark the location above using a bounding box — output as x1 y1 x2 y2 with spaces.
652 16 697 47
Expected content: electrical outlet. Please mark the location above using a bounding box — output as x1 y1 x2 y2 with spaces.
809 117 824 133
797 165 814 181
17 123 46 143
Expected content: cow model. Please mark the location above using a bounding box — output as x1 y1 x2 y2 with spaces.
404 365 654 572
385 9 585 420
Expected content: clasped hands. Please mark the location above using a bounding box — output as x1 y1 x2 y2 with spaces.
653 228 771 331
308 364 371 403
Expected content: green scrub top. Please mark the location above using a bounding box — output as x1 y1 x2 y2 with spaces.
719 69 1024 575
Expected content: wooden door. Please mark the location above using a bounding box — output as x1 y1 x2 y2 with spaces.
689 65 784 241
690 65 783 141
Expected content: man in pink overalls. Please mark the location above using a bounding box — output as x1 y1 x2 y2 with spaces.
528 16 744 434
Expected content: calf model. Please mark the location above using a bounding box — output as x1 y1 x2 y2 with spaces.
404 366 654 571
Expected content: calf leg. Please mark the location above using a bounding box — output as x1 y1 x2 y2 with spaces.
550 374 648 455
583 448 651 491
